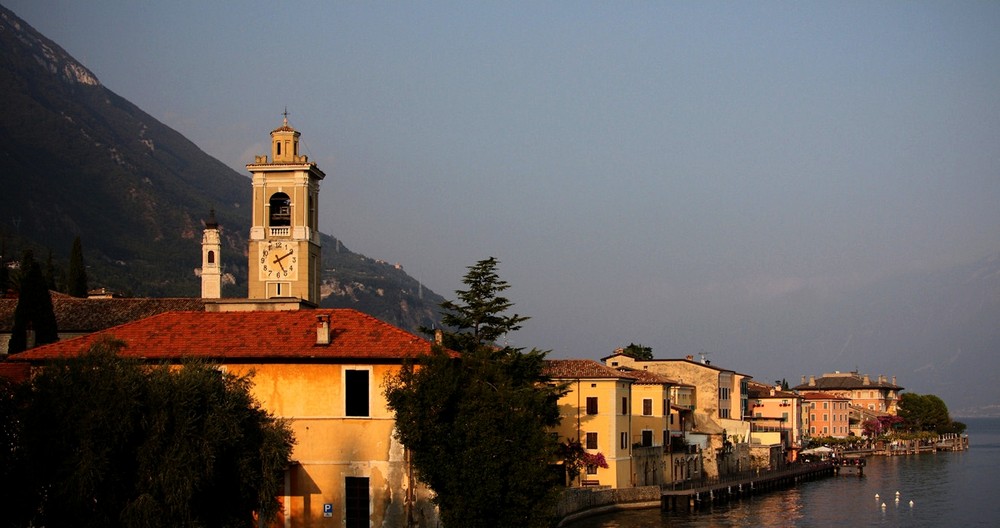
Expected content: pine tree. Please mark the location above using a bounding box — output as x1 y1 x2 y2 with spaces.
386 257 564 528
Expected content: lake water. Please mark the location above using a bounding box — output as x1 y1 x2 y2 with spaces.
567 417 1000 527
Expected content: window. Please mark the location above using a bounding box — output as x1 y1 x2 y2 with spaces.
641 430 653 447
782 412 789 420
586 397 598 415
621 397 628 415
620 432 628 449
586 432 598 450
345 369 370 417
276 142 281 156
586 464 598 475
642 398 653 416
823 402 828 409
207 250 215 264
823 414 828 422
345 477 369 528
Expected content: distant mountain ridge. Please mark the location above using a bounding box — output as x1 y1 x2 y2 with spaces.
0 4 444 334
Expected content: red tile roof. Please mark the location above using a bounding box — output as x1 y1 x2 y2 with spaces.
801 392 850 401
9 309 433 363
616 367 678 385
544 359 636 380
0 296 207 332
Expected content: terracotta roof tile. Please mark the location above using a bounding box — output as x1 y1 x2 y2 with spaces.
0 296 207 332
10 309 433 363
792 374 903 391
544 359 635 380
801 392 850 401
615 367 678 385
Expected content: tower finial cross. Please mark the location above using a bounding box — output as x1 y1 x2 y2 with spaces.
282 106 289 126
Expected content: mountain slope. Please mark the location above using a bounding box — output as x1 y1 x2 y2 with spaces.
0 5 444 334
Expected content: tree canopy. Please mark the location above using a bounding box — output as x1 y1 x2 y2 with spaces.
619 342 653 360
898 392 964 434
386 257 565 528
4 340 294 528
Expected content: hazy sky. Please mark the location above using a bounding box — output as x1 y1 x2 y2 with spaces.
7 1 1000 392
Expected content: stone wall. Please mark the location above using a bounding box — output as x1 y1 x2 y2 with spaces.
555 486 661 526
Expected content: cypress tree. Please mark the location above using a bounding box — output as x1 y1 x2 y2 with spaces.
8 251 59 354
67 236 88 297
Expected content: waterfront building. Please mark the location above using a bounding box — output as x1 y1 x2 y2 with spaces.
544 359 637 488
793 371 903 415
745 380 804 464
602 352 753 478
802 392 852 439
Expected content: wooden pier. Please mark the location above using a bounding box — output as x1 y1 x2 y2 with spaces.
660 462 835 511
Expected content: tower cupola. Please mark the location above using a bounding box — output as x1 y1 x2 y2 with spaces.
271 112 303 163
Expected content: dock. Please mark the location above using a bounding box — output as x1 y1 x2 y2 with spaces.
661 462 835 511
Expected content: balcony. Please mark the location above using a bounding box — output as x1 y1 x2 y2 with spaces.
269 227 290 237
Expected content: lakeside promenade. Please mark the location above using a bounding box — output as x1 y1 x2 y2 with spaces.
557 432 970 526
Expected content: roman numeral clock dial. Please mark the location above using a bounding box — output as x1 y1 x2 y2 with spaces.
258 241 298 280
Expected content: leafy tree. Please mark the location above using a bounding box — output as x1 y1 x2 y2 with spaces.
386 257 564 528
620 342 653 360
898 393 954 433
8 250 59 354
8 340 294 528
67 236 88 297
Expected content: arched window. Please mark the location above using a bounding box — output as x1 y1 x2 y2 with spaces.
207 250 215 264
269 192 291 226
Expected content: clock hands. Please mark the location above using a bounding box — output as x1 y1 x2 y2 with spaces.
272 250 294 272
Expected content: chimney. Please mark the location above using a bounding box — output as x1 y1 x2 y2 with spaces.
809 376 816 386
892 376 896 386
801 375 806 384
686 355 694 361
316 315 331 345
863 375 870 385
434 329 443 346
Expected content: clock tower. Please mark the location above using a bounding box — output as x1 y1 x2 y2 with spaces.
246 115 326 303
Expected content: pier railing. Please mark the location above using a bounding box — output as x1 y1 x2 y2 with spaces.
665 461 832 492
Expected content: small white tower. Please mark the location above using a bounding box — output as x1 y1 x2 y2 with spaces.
201 209 222 299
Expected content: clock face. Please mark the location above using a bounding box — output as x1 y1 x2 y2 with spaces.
258 240 298 280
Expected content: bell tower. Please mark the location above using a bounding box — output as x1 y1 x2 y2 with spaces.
246 113 326 304
201 209 222 299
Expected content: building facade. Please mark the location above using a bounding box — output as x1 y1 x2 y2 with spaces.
793 371 904 415
544 359 636 488
11 308 441 528
802 392 852 439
